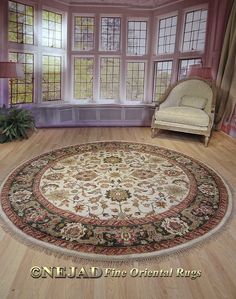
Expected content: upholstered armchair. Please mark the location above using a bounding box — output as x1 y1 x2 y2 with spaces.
151 78 216 146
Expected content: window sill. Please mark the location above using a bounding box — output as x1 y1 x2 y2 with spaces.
20 101 155 109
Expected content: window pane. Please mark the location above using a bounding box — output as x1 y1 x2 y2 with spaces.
126 62 145 101
178 58 202 80
42 10 62 48
100 57 120 100
8 1 34 44
101 17 121 51
182 9 207 51
153 61 172 102
157 16 177 54
74 57 94 99
9 52 34 104
127 21 147 55
42 55 62 101
74 16 95 51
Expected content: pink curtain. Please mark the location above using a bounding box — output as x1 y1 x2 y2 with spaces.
215 0 236 138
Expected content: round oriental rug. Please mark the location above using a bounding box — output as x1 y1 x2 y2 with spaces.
0 142 232 262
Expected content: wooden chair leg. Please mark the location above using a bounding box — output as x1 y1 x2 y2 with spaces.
204 136 209 147
151 128 157 138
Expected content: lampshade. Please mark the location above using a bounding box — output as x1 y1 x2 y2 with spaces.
187 65 213 80
0 62 24 79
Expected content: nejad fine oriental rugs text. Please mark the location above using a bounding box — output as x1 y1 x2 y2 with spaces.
30 266 202 280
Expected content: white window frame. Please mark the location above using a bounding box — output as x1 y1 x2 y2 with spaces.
126 17 149 57
99 14 122 53
153 59 173 102
155 11 178 56
40 6 66 103
125 59 148 104
41 53 65 102
180 4 208 54
71 55 95 103
41 6 67 50
98 55 121 104
8 50 36 104
72 13 96 52
8 0 38 104
8 0 36 46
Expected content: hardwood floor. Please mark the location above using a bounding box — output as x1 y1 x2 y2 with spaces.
0 127 235 299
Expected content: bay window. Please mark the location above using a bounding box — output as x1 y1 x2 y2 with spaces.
6 1 209 107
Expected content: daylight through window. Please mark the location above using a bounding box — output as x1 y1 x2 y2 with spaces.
42 10 62 48
182 9 208 51
153 61 173 102
100 57 120 100
101 17 121 51
42 55 62 101
127 21 147 55
74 16 95 51
126 62 145 101
9 52 34 104
74 57 94 100
157 16 177 54
8 1 34 44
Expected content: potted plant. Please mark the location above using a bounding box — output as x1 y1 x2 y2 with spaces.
0 105 35 143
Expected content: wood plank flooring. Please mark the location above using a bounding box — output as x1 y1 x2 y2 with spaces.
0 128 235 299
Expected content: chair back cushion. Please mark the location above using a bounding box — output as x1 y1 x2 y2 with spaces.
160 79 213 115
180 95 207 109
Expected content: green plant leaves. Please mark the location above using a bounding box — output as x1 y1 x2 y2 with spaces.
0 106 35 143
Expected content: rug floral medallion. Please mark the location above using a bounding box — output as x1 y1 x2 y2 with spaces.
0 142 232 261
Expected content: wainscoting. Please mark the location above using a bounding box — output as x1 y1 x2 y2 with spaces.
33 104 155 127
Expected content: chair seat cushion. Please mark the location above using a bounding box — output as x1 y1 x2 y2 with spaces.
155 107 209 127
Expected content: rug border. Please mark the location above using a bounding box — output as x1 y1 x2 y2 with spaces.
0 140 234 263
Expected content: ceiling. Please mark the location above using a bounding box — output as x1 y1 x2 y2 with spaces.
57 0 178 8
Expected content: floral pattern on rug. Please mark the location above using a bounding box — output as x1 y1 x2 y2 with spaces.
0 142 230 258
38 149 193 222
